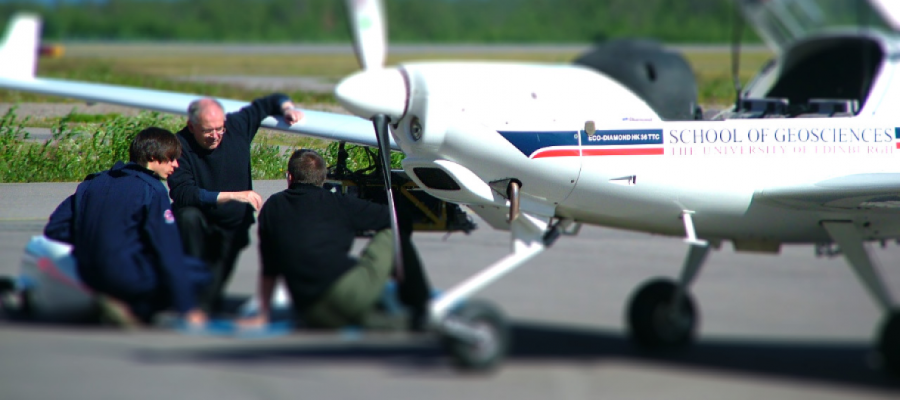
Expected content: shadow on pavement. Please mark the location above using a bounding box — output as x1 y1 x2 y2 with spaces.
128 319 900 391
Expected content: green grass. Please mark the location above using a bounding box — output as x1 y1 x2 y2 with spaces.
685 50 773 107
62 112 123 124
0 107 401 182
0 108 179 182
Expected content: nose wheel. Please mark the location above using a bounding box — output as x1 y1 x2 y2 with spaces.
439 300 510 372
627 278 698 349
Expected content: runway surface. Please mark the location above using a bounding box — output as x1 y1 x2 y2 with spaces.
1 181 899 399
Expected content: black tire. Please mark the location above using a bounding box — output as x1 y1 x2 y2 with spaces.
627 278 698 349
878 310 900 377
0 276 15 294
441 300 509 372
1 288 33 321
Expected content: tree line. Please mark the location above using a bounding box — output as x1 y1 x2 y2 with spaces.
0 0 751 43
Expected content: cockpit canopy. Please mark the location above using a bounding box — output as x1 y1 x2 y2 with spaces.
725 0 898 119
738 0 899 54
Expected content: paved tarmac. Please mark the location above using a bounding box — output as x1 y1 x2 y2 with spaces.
1 181 900 399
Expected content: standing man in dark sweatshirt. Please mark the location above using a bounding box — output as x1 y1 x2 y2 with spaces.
167 94 303 312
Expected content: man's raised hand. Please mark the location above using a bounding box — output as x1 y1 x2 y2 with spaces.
219 190 263 211
282 104 304 125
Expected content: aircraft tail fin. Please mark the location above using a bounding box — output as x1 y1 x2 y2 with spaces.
0 13 40 79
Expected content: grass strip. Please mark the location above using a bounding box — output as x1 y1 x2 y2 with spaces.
0 107 401 183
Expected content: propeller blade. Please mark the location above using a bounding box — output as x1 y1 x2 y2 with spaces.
345 0 387 70
372 113 404 280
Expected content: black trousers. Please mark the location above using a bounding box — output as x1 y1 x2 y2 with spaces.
175 207 250 313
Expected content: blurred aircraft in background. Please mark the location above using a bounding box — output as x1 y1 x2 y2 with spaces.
38 42 62 58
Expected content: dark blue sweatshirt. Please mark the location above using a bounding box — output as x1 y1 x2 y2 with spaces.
167 93 290 229
45 162 199 313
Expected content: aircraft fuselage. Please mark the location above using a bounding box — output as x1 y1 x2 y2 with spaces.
393 62 900 246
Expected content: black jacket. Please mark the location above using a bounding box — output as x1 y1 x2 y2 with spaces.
167 93 290 229
258 183 391 308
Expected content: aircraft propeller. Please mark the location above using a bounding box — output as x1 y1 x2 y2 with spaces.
346 0 387 71
342 0 404 280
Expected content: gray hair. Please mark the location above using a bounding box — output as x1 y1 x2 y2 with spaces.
187 98 225 125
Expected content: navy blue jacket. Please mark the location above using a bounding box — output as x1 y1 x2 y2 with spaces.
45 162 199 313
167 93 290 229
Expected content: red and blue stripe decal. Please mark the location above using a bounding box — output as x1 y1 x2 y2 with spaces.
498 129 664 159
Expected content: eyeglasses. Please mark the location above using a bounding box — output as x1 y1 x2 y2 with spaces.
201 126 225 136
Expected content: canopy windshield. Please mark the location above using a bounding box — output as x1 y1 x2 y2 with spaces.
738 0 898 52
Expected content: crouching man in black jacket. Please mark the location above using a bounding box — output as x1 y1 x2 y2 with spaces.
167 94 303 312
242 149 432 330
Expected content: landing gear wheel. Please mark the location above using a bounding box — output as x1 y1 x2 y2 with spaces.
0 287 32 321
0 276 15 317
441 300 509 372
627 278 698 349
878 310 900 377
0 276 15 294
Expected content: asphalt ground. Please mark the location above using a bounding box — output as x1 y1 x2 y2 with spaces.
1 181 899 399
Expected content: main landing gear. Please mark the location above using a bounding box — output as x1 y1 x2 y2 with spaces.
625 214 900 378
426 198 573 371
822 222 900 377
627 211 708 349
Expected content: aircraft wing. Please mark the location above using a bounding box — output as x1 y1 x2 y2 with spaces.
757 173 900 211
0 14 393 149
0 76 392 148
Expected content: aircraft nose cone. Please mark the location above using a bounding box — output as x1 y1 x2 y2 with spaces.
335 68 407 121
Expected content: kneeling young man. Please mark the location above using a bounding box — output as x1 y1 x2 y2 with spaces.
45 127 208 326
247 149 432 330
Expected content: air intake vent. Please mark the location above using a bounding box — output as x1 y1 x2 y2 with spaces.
413 168 460 191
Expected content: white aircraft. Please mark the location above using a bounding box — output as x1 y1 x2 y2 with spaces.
0 0 899 374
